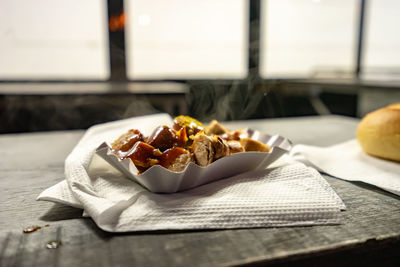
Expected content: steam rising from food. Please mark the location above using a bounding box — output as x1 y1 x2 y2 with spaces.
187 80 280 122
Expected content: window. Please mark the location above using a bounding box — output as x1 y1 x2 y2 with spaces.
260 0 358 78
125 0 248 79
0 0 109 80
362 0 400 80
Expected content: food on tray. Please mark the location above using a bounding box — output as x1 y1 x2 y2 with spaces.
111 129 144 158
357 103 400 162
111 116 271 173
205 120 229 135
192 133 230 166
239 138 270 152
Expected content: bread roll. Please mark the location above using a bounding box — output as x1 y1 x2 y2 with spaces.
357 103 400 162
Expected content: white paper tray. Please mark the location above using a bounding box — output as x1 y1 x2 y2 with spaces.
96 129 291 193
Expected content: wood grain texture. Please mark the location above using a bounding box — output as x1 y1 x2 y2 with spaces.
0 115 399 267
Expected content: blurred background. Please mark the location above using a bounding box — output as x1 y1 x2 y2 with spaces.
0 0 399 133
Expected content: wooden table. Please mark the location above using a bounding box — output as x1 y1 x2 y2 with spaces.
1 115 399 266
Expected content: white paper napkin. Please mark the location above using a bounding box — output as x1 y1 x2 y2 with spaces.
291 139 400 196
38 114 346 232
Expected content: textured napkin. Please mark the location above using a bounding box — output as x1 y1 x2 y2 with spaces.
38 114 345 232
291 140 400 196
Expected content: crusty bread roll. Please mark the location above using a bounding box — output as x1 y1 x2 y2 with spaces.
357 103 400 162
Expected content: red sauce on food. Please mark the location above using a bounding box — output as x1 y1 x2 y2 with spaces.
159 147 188 168
125 141 162 168
146 126 177 151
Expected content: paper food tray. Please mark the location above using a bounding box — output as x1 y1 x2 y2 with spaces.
96 129 291 193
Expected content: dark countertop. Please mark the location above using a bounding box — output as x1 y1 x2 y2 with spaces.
0 115 399 266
